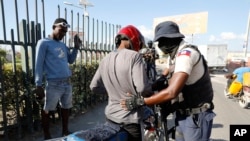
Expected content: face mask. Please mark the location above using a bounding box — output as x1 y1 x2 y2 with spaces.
158 44 178 54
157 38 181 54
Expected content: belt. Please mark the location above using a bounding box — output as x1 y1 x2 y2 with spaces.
48 78 71 83
177 103 212 116
106 118 125 128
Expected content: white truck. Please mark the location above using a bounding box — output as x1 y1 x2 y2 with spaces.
197 44 228 72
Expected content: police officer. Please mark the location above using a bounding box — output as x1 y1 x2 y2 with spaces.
121 21 216 141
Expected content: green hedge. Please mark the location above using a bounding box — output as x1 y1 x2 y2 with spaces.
1 62 104 127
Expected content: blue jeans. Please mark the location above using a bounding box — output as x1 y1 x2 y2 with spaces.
146 63 157 81
175 110 216 141
44 78 72 112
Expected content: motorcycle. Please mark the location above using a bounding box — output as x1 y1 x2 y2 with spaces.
224 72 250 108
45 106 168 141
46 75 173 141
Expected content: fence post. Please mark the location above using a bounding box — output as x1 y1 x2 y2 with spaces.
10 29 23 139
19 19 34 133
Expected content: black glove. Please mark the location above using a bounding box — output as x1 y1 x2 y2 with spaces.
125 95 145 111
35 86 45 100
74 34 82 49
152 75 168 91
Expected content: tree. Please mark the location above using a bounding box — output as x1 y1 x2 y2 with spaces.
0 48 7 58
0 49 7 64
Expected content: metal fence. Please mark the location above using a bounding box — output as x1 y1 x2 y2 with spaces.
0 0 121 140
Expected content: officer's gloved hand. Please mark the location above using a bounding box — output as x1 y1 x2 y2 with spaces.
124 95 145 111
152 75 168 91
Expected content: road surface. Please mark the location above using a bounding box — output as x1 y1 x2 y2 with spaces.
209 74 250 141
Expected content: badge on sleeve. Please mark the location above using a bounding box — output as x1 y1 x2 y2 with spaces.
178 50 191 57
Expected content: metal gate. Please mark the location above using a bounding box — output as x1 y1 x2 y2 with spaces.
0 0 121 140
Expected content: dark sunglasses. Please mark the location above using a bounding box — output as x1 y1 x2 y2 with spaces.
58 28 68 33
53 22 70 28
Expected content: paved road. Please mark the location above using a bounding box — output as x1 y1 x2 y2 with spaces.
6 70 250 141
210 74 250 141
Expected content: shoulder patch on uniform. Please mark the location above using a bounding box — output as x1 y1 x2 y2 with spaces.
178 49 191 57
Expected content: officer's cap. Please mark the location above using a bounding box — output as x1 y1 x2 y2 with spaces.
154 21 185 42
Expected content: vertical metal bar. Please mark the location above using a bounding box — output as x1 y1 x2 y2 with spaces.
76 12 82 65
64 6 67 21
30 18 41 129
58 5 60 18
10 29 22 139
77 12 79 34
25 0 30 43
76 13 80 107
63 8 67 44
116 25 118 34
82 14 85 50
69 9 73 46
41 0 46 37
35 0 38 25
109 23 111 51
36 23 41 42
0 0 6 41
30 21 36 75
14 0 20 42
96 19 98 63
92 18 95 63
97 19 99 49
92 18 94 49
118 25 120 32
21 19 34 133
112 24 114 50
102 21 104 50
87 16 90 49
83 15 87 65
105 22 107 51
90 18 93 64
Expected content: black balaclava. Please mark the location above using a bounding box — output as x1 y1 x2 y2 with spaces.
158 37 182 59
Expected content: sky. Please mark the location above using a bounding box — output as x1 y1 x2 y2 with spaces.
1 0 250 52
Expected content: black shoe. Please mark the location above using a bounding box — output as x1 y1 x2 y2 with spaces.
44 135 52 140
